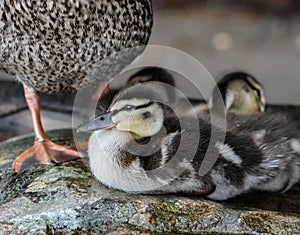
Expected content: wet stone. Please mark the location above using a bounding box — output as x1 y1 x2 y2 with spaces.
0 129 299 234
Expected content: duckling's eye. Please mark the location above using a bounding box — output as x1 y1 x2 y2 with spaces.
124 105 134 111
242 85 250 93
141 111 151 119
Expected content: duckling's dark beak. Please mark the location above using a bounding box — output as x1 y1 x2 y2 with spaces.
77 112 115 132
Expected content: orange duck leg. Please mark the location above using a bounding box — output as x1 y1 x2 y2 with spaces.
12 85 80 172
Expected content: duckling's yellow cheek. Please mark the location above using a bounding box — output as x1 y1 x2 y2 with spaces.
112 113 131 131
247 95 260 112
128 119 142 130
250 104 259 114
129 118 150 133
128 116 163 138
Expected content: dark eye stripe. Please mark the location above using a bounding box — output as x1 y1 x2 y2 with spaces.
112 101 154 115
135 101 154 110
112 105 135 115
245 78 261 98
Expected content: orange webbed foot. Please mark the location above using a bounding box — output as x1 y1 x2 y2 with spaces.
12 139 80 172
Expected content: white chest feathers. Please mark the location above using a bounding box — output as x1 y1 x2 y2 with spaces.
88 130 166 192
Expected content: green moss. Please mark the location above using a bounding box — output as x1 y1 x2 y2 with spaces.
241 212 274 233
133 198 219 233
24 161 92 203
151 198 211 220
241 211 300 234
150 199 180 225
0 166 47 204
217 207 241 216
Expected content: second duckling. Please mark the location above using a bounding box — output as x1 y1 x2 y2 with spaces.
96 67 175 116
79 84 300 200
209 71 266 115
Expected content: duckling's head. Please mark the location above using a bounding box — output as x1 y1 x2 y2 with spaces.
126 67 176 102
109 98 164 138
78 85 167 139
211 72 266 115
127 67 175 87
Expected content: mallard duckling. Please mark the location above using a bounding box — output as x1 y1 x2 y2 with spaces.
78 85 300 200
96 67 175 115
209 72 266 115
127 66 176 102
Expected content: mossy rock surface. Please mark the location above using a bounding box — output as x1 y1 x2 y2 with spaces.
0 129 299 234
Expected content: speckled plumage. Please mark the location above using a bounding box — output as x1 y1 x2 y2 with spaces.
0 0 153 93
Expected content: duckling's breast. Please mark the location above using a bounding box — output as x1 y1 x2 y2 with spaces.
88 130 155 192
0 0 153 93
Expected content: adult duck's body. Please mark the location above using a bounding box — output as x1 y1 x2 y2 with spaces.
79 84 300 200
0 0 153 172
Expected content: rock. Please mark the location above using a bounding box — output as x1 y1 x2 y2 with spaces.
0 129 299 234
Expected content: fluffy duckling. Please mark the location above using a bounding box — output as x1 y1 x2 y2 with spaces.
78 84 300 200
96 67 175 116
202 72 266 115
126 66 176 102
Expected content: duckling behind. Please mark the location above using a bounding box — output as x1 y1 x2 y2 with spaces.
95 67 175 116
80 84 299 200
210 71 266 115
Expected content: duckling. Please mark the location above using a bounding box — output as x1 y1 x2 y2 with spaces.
96 67 175 116
193 71 265 115
126 66 176 102
78 84 300 200
209 71 266 115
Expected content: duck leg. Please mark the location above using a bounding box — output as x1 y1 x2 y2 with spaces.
12 85 80 172
93 80 110 102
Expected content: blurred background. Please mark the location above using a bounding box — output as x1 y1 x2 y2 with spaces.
1 0 300 140
150 0 300 104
